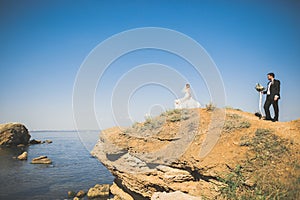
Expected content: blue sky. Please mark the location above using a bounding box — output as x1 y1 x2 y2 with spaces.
0 0 299 130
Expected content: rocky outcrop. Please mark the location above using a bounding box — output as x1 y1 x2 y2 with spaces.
92 108 300 199
31 156 52 164
17 151 28 160
0 123 30 146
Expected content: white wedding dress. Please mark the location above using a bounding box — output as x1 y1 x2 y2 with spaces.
174 88 201 109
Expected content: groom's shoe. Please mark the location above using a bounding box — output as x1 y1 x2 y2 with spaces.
263 117 272 121
272 118 278 122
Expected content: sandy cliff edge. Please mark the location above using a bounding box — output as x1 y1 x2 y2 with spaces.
92 108 300 199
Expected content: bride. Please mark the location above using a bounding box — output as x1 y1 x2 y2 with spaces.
174 84 201 109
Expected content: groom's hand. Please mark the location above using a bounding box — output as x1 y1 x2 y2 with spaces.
274 96 279 101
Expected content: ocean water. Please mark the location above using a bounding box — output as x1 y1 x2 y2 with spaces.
0 131 114 200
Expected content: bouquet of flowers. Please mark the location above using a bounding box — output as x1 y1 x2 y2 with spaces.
255 83 265 92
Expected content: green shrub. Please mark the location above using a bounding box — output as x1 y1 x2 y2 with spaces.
206 102 216 111
162 109 191 122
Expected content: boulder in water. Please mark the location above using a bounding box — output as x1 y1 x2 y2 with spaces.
17 151 28 160
76 190 86 198
87 184 110 198
45 139 53 144
0 123 30 146
31 156 52 164
67 191 76 198
29 139 42 144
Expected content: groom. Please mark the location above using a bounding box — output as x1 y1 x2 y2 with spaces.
262 72 280 122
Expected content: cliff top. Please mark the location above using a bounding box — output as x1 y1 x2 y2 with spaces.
92 108 300 199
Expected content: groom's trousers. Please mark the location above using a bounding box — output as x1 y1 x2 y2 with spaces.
264 95 279 121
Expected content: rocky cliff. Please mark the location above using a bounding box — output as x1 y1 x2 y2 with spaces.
0 123 30 146
92 108 300 199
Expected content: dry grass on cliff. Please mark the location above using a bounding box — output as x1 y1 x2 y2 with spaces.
218 128 300 199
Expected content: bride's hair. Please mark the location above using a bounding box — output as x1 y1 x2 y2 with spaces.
185 83 190 88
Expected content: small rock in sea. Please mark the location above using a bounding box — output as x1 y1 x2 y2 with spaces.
17 144 26 147
31 155 52 164
87 184 110 198
73 197 80 200
29 139 42 145
45 139 53 144
76 190 86 198
68 191 76 198
17 151 28 160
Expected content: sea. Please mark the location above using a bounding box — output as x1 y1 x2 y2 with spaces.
0 131 114 200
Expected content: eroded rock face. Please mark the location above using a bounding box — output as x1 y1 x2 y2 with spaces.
92 108 300 199
0 123 31 146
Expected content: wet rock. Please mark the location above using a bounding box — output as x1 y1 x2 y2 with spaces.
68 191 76 198
29 139 42 144
17 151 28 160
73 197 80 200
45 139 52 144
31 156 52 164
17 144 26 147
87 184 110 198
76 190 86 198
0 123 30 146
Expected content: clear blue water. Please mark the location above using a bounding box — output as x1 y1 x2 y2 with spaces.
0 131 114 200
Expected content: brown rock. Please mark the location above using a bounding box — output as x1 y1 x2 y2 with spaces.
29 139 42 144
45 139 53 144
87 184 110 198
110 182 133 200
0 123 30 146
68 191 76 198
17 151 28 160
31 156 52 164
76 190 86 198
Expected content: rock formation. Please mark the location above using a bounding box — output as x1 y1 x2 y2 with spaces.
31 155 52 164
0 123 30 146
92 108 300 199
29 139 42 144
17 151 28 160
75 190 86 198
87 184 110 198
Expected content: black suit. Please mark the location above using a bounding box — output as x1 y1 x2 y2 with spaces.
263 79 280 121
